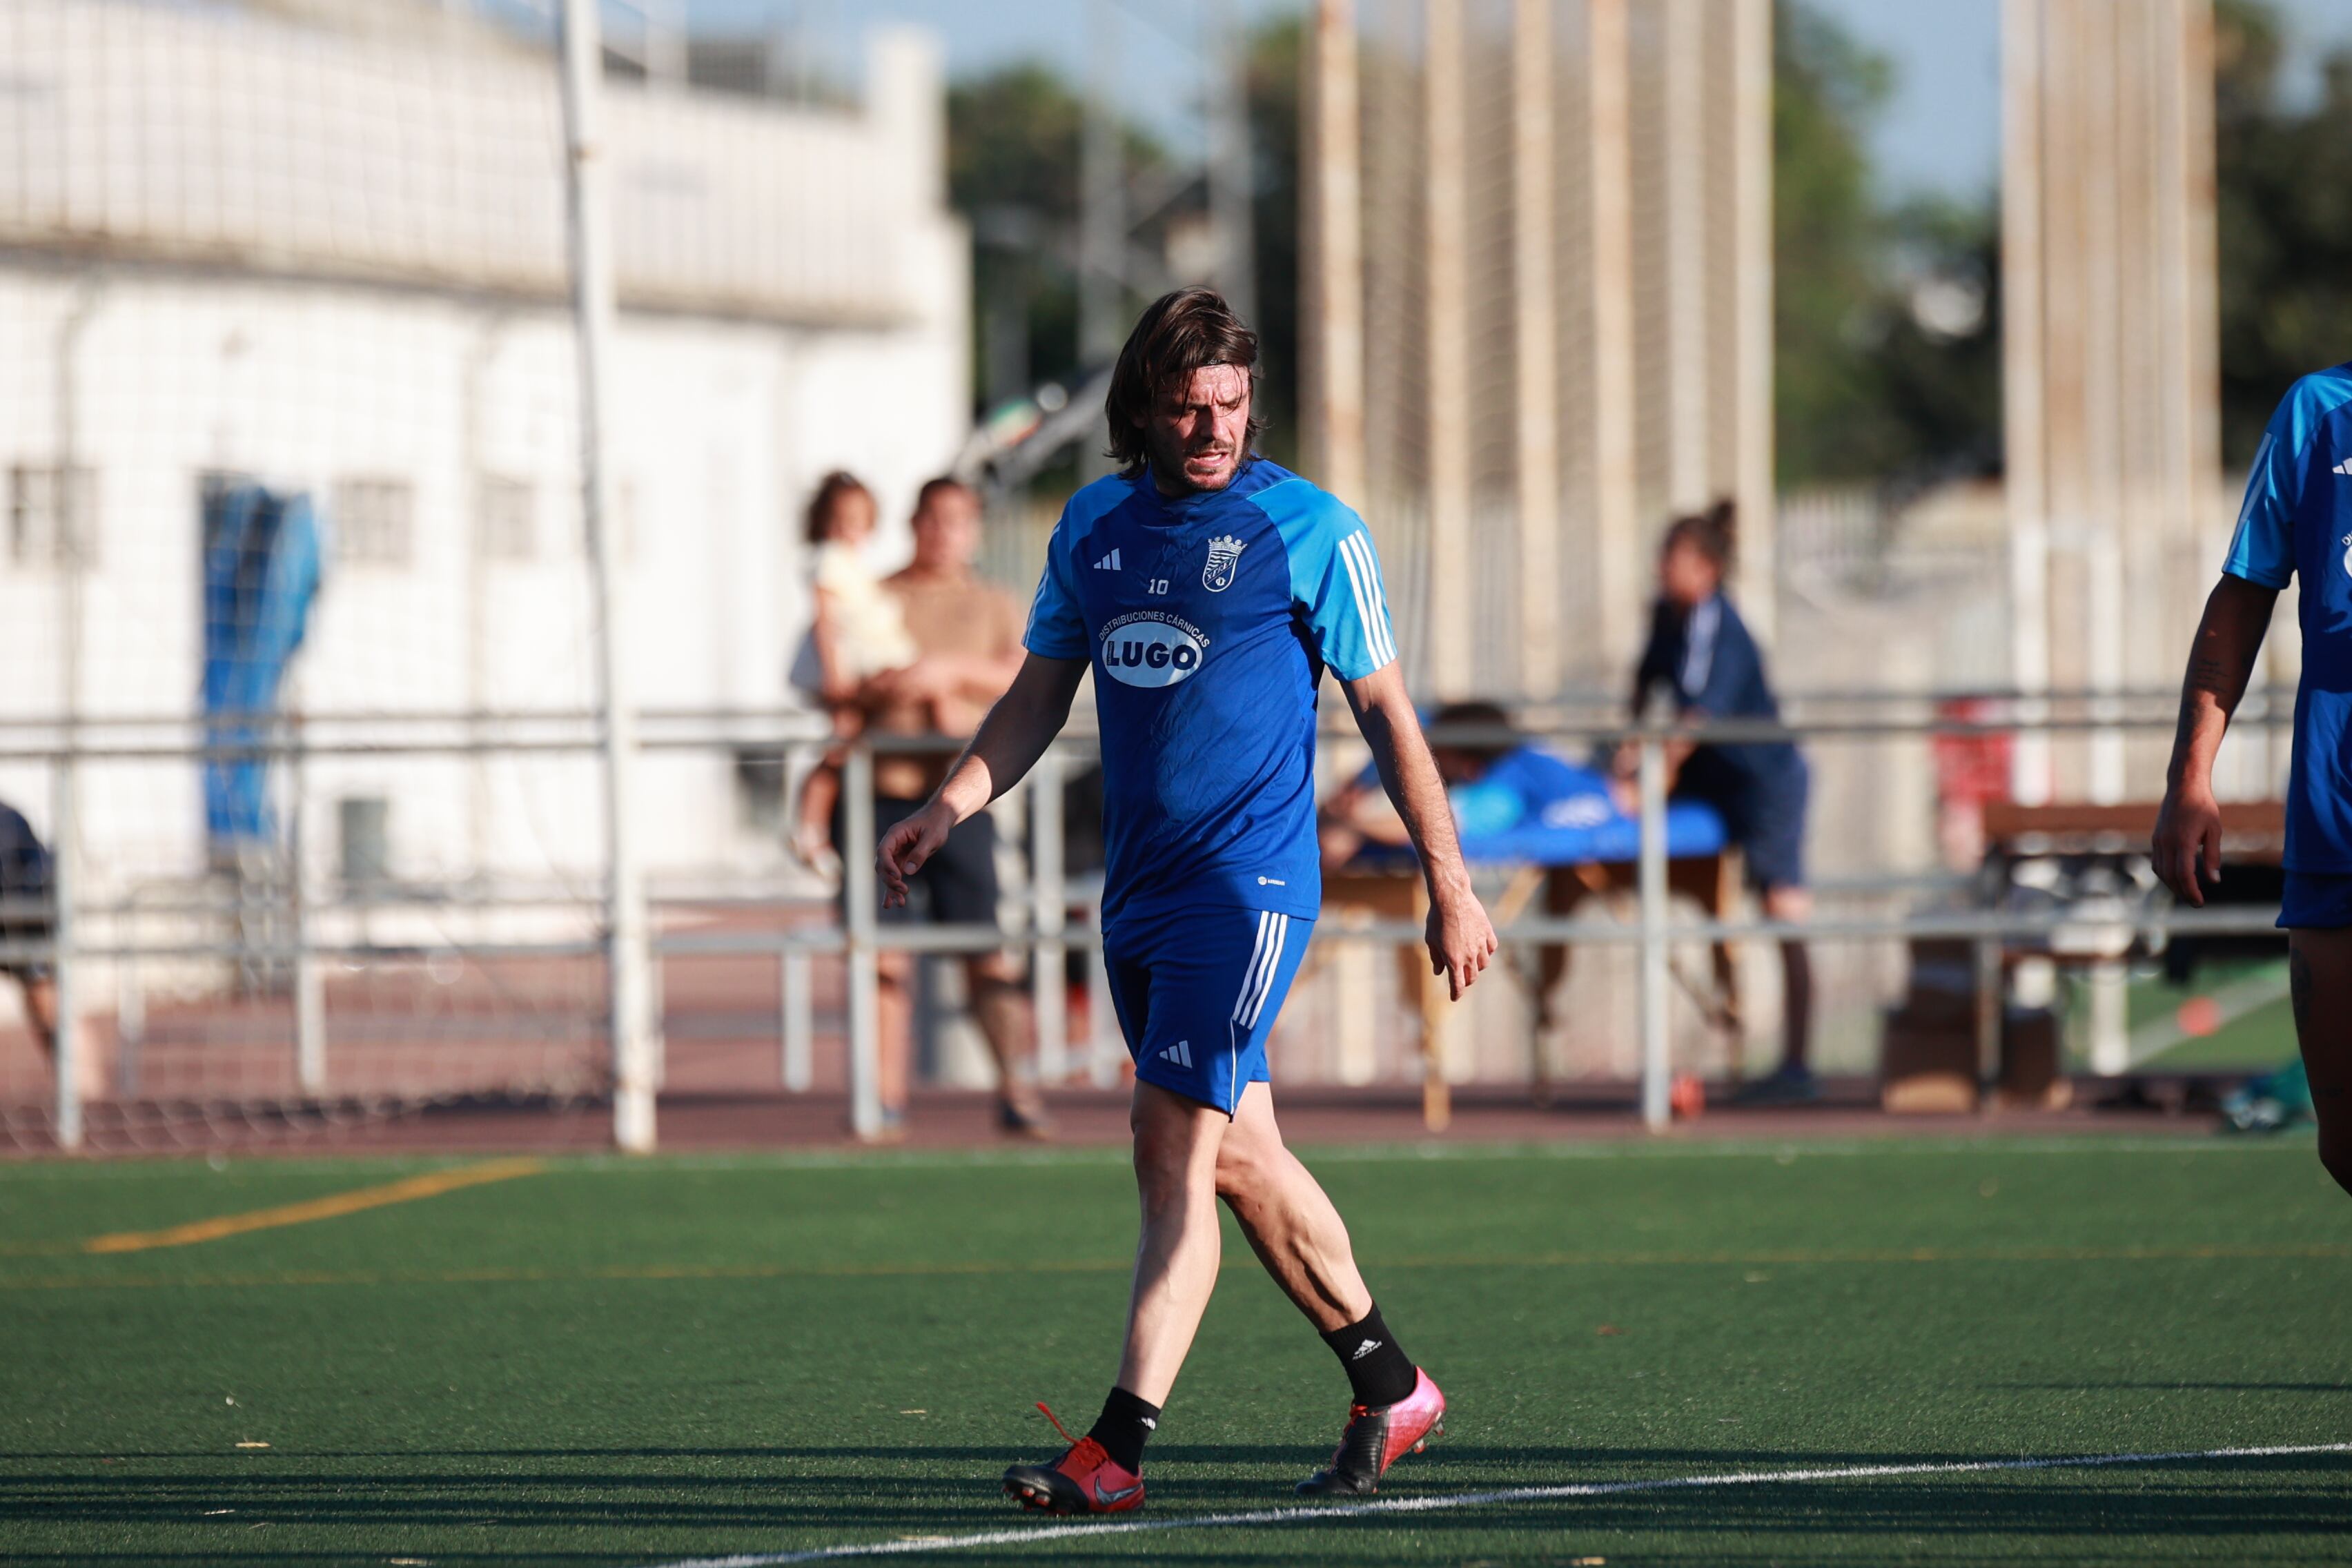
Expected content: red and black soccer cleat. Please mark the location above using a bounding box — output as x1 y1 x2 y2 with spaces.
1003 1404 1147 1514
1295 1366 1446 1496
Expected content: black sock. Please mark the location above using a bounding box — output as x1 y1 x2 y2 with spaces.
1085 1386 1160 1473
1320 1302 1418 1407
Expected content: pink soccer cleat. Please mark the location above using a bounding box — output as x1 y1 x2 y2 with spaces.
1295 1366 1446 1496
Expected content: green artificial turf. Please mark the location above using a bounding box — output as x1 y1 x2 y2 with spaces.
1 1137 2346 1566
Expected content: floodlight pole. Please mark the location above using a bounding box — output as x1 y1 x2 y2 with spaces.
559 0 658 1154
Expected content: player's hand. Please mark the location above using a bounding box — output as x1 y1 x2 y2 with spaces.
2151 781 2224 908
1427 882 1499 1001
876 800 957 908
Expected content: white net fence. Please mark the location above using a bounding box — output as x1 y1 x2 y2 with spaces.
0 0 970 1152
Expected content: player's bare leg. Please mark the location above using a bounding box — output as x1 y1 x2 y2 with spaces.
1003 1079 1220 1515
1215 1081 1444 1495
1115 1081 1231 1402
2289 930 2352 1197
1213 1082 1370 1330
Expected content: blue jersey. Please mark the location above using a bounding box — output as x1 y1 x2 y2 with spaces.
2222 362 2352 872
1025 459 1397 928
1633 591 1802 791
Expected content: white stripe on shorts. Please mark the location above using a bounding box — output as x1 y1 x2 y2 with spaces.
1231 911 1276 1026
1237 913 1290 1028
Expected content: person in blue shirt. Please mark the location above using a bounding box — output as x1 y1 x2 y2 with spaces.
1318 700 1595 861
2154 361 2352 1202
1622 500 1815 1102
876 288 1496 1513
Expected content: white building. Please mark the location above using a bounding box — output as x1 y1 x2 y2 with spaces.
0 0 970 901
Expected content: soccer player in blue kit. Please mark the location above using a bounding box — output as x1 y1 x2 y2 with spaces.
2154 361 2352 1202
876 288 1499 1512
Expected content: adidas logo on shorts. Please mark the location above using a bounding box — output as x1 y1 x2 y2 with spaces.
1158 1040 1193 1069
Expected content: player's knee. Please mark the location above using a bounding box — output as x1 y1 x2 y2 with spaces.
1213 1138 1268 1202
1128 1119 1195 1202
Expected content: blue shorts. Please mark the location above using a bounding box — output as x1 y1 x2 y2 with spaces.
1103 904 1313 1117
2279 871 2352 929
1676 749 1810 892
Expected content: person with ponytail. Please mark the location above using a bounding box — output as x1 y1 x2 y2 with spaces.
1620 498 1816 1103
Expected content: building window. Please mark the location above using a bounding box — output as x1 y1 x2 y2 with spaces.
478 475 536 562
8 465 97 568
333 477 415 566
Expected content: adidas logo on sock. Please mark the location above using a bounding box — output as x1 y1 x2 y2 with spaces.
2334 458 2352 476
1351 1338 1383 1360
1140 1415 1157 1430
1094 549 1123 570
1158 1040 1193 1068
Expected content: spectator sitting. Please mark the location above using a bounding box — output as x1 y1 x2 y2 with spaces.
791 471 919 868
817 477 1048 1142
1616 498 1816 1104
0 798 61 1075
1320 700 1582 867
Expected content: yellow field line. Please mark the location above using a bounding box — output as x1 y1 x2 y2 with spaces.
79 1158 546 1255
3 1237 2346 1291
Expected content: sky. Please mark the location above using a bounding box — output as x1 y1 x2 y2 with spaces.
669 0 2352 201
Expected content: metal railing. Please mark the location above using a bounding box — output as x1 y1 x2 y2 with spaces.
0 690 2297 1148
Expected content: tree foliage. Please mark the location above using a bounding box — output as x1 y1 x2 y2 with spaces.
1773 3 2000 491
2215 0 2352 464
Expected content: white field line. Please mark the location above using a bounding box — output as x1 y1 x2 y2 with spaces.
637 1440 2352 1568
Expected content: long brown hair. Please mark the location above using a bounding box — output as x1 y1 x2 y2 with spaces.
1104 286 1266 478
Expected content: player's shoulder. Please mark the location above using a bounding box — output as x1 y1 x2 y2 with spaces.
1231 460 1363 546
2272 362 2352 443
1055 473 1141 536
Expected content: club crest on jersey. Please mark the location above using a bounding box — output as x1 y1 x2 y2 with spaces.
1099 610 1211 689
2342 534 2351 580
1202 533 1246 592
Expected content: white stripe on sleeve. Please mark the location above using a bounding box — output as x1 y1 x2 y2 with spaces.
1338 531 1397 668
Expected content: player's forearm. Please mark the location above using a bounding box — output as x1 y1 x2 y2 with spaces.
2166 576 2277 792
1349 680 1473 900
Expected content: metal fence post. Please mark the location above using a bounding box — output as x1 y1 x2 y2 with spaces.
1637 732 1670 1130
1028 747 1067 1085
780 947 812 1092
843 743 883 1139
291 713 326 1095
50 763 82 1152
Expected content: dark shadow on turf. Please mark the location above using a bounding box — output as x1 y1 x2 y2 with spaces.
0 1449 2344 1559
1989 1382 2352 1393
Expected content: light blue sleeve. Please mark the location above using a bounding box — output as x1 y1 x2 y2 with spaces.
1023 514 1088 658
1256 480 1398 680
2221 432 2298 589
2219 375 2352 589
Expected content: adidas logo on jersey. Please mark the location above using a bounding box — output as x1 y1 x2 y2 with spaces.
1158 1040 1193 1069
2333 458 2352 476
1095 549 1123 570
